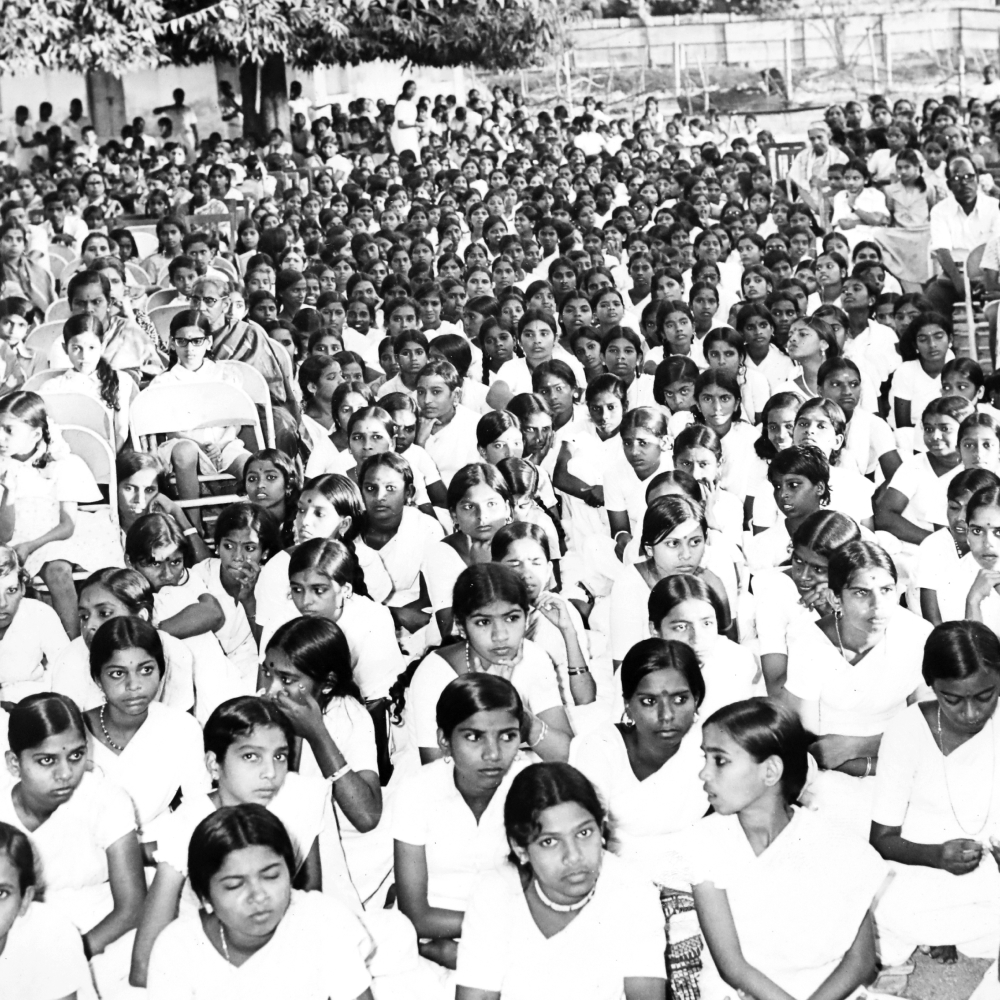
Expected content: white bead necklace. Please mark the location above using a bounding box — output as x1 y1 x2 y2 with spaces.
533 878 596 913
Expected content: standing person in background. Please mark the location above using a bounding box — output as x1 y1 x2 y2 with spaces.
61 97 92 146
153 89 199 159
390 80 420 160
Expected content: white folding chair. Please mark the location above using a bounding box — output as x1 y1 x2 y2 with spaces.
47 255 68 286
38 391 114 443
130 381 263 509
146 288 179 311
126 263 150 287
44 299 71 323
962 243 987 365
216 360 275 448
149 304 186 345
23 370 72 393
128 229 158 259
23 322 66 378
48 244 76 264
36 425 117 586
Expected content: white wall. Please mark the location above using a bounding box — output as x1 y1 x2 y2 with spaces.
0 59 468 140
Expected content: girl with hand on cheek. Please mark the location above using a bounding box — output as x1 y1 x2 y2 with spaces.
403 563 573 765
672 423 743 548
688 699 886 1000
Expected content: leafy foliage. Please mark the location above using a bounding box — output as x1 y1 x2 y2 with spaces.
0 0 583 74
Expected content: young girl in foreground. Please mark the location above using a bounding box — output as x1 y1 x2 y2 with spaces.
0 820 94 999
454 761 667 1000
131 695 360 987
0 693 146 995
393 674 527 977
689 698 886 1000
146 805 374 1000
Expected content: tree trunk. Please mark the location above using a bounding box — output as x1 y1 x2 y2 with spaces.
239 55 289 139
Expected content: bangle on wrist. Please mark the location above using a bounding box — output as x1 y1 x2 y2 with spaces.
863 756 873 777
330 763 352 782
182 526 199 536
566 667 590 676
528 718 548 748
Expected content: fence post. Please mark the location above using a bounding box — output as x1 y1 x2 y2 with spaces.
674 41 682 98
959 48 967 103
885 25 893 91
784 35 793 104
866 27 879 88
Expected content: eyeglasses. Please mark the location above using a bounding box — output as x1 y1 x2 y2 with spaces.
189 295 221 307
951 173 977 182
172 335 208 347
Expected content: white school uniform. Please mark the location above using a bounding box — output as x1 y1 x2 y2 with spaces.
891 358 949 447
88 701 209 844
718 420 759 495
0 902 95 1000
602 448 673 539
368 505 444 607
408 641 563 751
455 852 666 1000
421 403 481 489
915 527 962 594
873 703 1000 965
190 557 259 685
148 890 372 1000
936 552 1000 633
153 569 244 723
571 724 708 879
300 412 353 480
843 407 896 476
392 756 528 910
681 807 886 1000
0 598 69 701
887 452 959 531
753 569 820 659
747 345 797 393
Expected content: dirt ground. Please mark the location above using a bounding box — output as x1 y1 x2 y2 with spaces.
901 951 993 1000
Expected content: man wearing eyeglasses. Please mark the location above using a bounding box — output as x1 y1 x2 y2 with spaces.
924 155 1000 314
190 276 301 455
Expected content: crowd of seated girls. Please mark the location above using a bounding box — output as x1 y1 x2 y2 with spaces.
10 86 1000 1000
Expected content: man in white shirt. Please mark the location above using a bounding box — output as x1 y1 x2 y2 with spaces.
925 155 1000 314
573 115 605 157
787 122 848 214
973 65 1000 103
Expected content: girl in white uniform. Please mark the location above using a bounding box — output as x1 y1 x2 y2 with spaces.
146 804 373 1000
82 616 207 853
50 566 195 713
0 820 95 1000
393 674 528 986
872 621 1000 968
571 638 708 998
0 694 146 996
784 540 931 836
126 512 242 723
693 369 758 497
190 502 281 689
0 544 68 702
687 698 887 1000
405 563 573 766
258 616 386 904
454 761 667 1000
130 695 361 987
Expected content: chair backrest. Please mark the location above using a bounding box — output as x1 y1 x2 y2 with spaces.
126 263 150 287
128 229 158 259
47 256 68 284
47 244 76 264
44 298 71 323
39 391 113 441
23 369 72 394
967 243 987 281
148 304 187 344
59 425 116 506
131 381 264 452
23 322 65 377
215 360 275 447
146 288 179 312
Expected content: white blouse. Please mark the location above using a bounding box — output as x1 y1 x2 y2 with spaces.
392 756 527 910
147 889 372 1000
455 852 666 1000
